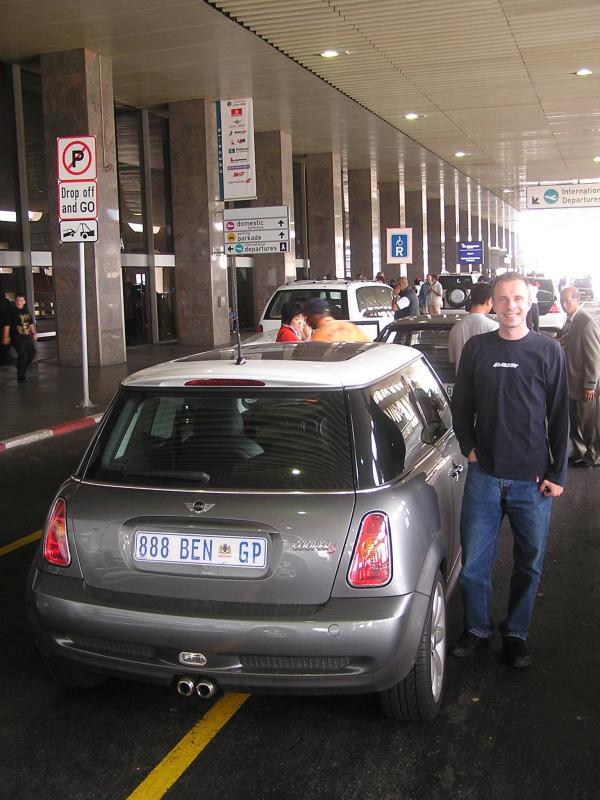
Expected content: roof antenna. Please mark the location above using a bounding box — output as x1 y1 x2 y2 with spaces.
228 253 245 365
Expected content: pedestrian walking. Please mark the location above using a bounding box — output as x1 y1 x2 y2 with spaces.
450 272 569 668
559 286 600 467
448 282 498 372
419 275 431 314
2 293 37 382
429 274 443 315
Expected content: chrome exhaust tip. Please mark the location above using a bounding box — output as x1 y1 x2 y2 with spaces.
196 679 216 699
176 677 196 697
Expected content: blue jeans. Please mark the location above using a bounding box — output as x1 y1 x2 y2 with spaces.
459 461 553 640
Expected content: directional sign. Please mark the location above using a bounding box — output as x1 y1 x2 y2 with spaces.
223 206 290 256
58 180 98 220
386 227 412 264
216 98 256 201
527 183 600 209
458 240 484 265
57 136 96 181
60 220 98 243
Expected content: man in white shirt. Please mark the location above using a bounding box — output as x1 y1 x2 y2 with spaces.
448 282 498 372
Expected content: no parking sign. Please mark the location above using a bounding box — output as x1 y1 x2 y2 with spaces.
57 136 97 181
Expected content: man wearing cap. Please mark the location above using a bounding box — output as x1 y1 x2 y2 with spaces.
304 299 370 343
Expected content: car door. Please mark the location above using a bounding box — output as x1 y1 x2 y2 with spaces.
403 357 465 568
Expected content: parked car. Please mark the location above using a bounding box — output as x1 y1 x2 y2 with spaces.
257 279 395 340
529 277 567 328
376 314 564 397
437 273 482 310
573 278 594 301
27 341 464 722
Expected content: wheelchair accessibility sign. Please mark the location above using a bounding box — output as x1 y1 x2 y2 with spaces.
386 228 412 264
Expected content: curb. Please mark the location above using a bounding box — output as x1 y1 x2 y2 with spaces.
0 412 105 453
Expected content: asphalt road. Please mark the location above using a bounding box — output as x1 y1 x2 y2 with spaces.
0 419 599 799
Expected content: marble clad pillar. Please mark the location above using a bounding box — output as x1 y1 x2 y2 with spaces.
444 204 458 272
251 131 296 324
305 152 344 278
427 197 442 275
378 181 401 281
405 190 424 284
41 49 125 366
169 99 229 347
348 168 380 279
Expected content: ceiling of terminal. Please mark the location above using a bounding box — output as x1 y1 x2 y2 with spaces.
2 0 599 211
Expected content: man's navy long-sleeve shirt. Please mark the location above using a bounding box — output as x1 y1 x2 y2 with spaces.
451 330 569 486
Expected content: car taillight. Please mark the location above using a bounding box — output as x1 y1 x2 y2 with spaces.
548 303 560 313
347 512 391 587
257 323 264 333
43 497 71 566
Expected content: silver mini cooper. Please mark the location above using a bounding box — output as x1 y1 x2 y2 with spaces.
28 341 465 721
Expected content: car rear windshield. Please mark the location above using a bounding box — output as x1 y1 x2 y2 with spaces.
83 388 354 492
355 285 393 313
386 327 455 383
264 289 349 320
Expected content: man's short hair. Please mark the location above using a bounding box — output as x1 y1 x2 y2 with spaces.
303 298 330 317
470 282 493 307
560 286 580 302
492 271 529 296
15 292 26 300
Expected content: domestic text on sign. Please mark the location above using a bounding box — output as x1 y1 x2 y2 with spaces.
57 136 97 181
223 206 290 257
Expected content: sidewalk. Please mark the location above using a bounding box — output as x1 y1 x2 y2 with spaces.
0 336 251 450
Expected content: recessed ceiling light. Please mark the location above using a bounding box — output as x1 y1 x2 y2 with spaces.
454 151 466 158
320 49 339 58
594 156 600 162
576 68 593 76
404 112 419 121
502 188 513 193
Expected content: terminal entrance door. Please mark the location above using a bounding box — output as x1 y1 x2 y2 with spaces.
123 267 150 346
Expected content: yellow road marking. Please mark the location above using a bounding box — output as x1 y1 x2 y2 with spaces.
0 530 41 558
126 692 249 800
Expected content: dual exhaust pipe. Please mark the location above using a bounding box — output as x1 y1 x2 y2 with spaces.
176 676 217 699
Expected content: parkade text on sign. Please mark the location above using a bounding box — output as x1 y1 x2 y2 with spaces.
57 136 97 181
58 181 98 220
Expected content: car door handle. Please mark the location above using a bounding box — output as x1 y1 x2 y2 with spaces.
448 462 464 481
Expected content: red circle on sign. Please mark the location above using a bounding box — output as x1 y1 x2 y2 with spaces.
62 141 93 176
226 221 235 230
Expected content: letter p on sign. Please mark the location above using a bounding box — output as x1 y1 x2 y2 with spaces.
57 136 97 181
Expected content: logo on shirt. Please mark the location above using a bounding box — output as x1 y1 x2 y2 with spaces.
493 361 519 368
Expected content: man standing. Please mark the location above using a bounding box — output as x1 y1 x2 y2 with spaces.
451 272 569 668
2 293 37 383
429 274 443 315
448 282 498 372
304 298 370 343
392 277 419 319
559 286 600 467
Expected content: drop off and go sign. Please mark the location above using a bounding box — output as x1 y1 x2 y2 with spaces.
58 181 98 220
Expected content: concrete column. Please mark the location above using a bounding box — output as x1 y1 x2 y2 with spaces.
41 49 125 366
251 131 296 323
305 152 343 278
427 196 442 274
348 168 380 279
169 99 229 347
444 204 458 272
379 181 401 280
405 190 424 283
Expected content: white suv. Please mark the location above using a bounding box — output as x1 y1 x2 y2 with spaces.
257 280 395 340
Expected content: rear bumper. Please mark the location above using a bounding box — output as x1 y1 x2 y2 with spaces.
28 570 430 694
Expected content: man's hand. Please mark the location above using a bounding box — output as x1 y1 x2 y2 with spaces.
584 388 596 403
467 449 477 463
2 336 9 346
539 479 563 497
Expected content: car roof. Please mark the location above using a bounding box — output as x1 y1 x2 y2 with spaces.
122 341 420 389
379 312 467 332
273 279 390 290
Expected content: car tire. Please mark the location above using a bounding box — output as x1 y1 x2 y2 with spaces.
379 570 447 722
43 656 108 688
446 287 468 309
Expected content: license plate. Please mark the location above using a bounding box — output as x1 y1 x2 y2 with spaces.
134 531 267 568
